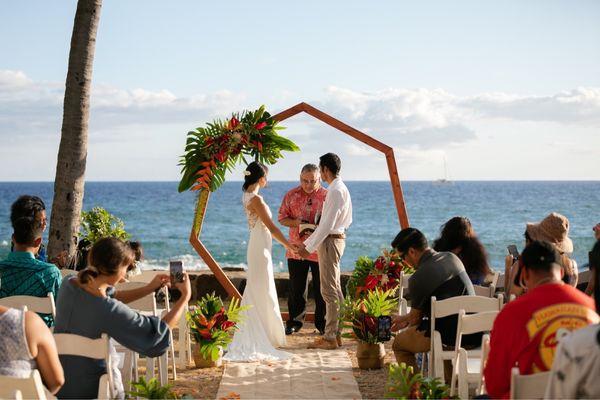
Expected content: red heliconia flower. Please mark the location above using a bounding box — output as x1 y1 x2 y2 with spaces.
228 117 240 130
199 328 212 340
389 261 396 268
374 259 385 271
215 151 227 163
364 316 377 334
221 320 236 330
255 121 267 130
365 274 380 290
257 142 263 152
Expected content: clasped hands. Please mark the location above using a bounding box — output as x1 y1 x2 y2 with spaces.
287 243 312 259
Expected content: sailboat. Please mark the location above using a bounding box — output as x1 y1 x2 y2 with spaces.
434 156 453 185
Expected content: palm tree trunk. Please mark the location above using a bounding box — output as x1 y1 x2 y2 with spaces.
47 0 102 260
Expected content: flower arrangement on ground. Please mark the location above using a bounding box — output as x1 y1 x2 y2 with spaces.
346 249 415 300
178 105 299 193
385 362 454 400
187 293 249 366
341 288 398 344
341 288 398 369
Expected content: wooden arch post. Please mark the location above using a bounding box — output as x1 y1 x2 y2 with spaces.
189 102 410 300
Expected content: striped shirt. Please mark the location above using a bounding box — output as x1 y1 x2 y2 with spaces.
0 251 61 326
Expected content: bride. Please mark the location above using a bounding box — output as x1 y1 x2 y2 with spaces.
224 162 293 362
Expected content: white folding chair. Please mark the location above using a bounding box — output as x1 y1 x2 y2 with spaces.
510 368 551 399
114 282 174 386
0 293 56 319
0 370 48 400
398 271 412 316
450 310 499 399
54 333 113 400
429 294 503 382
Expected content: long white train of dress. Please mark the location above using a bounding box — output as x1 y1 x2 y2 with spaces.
223 193 290 362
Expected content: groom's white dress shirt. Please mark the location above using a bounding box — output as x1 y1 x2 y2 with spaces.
304 177 352 254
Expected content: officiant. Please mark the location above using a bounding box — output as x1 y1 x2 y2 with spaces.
278 164 327 335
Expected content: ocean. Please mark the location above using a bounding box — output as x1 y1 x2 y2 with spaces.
0 181 598 273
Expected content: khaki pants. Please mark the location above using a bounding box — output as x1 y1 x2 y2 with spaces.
317 237 345 341
392 325 452 380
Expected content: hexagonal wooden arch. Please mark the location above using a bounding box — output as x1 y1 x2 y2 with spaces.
189 102 410 300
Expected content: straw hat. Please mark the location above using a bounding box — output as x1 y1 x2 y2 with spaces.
526 212 573 254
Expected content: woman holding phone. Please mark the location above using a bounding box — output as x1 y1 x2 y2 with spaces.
54 237 191 399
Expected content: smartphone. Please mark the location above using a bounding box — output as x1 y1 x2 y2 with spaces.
169 260 184 284
377 316 392 342
507 245 520 261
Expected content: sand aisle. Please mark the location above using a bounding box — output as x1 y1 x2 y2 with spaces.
216 348 362 399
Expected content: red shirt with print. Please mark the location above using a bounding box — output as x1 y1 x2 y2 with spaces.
278 186 327 262
484 283 598 399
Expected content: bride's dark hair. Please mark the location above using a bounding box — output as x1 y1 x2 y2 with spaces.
242 161 268 192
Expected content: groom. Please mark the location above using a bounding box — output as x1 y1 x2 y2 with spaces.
298 153 352 350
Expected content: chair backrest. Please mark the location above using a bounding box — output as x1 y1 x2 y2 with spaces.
115 282 157 313
0 293 56 317
510 368 551 399
473 284 496 298
398 271 412 299
454 309 499 352
431 295 502 341
0 370 47 400
54 333 113 398
496 273 505 289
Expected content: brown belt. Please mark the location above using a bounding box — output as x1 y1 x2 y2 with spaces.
327 233 346 239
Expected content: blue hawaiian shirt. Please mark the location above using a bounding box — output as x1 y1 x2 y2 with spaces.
0 251 61 326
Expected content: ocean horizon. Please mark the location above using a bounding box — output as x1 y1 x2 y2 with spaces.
1 180 598 274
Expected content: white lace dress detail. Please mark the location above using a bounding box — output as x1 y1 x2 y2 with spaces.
223 192 290 362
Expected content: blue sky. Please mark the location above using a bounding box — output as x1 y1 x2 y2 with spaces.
1 0 599 181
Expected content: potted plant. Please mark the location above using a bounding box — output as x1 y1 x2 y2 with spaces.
385 362 454 400
187 293 249 368
346 250 414 300
341 288 398 369
128 377 180 399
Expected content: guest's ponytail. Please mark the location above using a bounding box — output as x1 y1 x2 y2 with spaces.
78 237 135 284
242 162 268 192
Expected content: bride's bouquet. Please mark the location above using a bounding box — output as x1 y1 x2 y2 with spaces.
187 293 250 362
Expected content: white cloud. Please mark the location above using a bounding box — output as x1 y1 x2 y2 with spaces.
1 69 599 180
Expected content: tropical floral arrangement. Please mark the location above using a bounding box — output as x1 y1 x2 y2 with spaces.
178 105 299 193
340 288 398 344
186 293 250 361
385 363 454 400
346 249 415 300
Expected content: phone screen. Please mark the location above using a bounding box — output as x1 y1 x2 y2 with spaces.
507 245 520 260
169 260 184 284
377 316 392 342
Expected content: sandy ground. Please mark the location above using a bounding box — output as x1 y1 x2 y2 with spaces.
170 321 395 400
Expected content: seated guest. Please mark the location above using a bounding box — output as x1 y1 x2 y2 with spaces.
546 240 600 399
0 206 61 326
390 228 477 373
433 216 492 285
505 213 578 298
54 237 191 399
125 241 144 278
9 195 48 261
484 241 598 399
0 305 64 395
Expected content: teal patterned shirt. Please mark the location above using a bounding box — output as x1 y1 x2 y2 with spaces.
0 251 61 326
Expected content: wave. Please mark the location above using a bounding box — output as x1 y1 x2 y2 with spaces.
139 254 287 272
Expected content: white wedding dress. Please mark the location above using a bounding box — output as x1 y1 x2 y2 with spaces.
223 192 290 362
